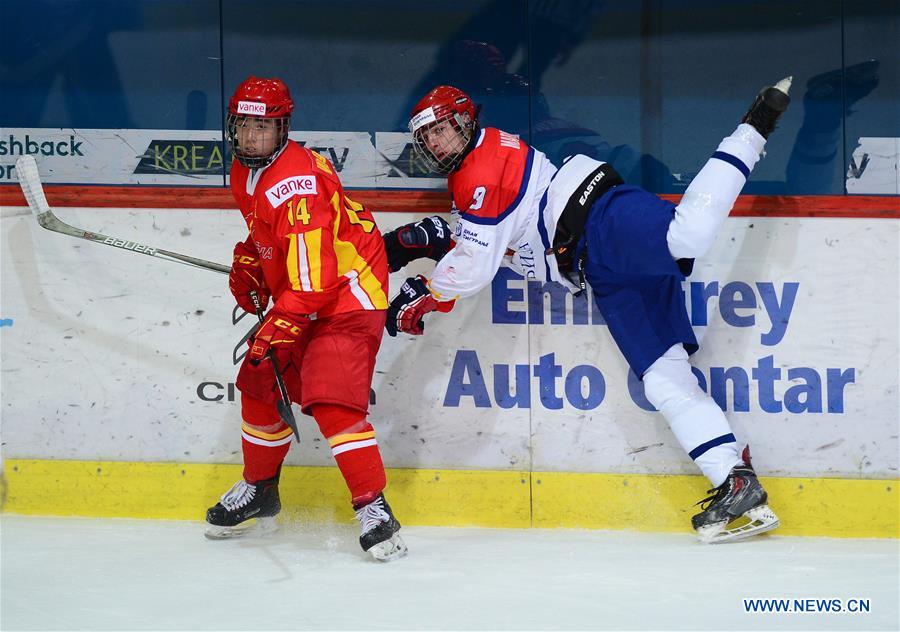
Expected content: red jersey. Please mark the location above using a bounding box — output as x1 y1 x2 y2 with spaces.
429 127 556 300
230 142 388 318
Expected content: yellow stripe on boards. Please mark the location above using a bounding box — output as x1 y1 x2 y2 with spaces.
2 460 896 538
1 460 530 528
532 472 898 538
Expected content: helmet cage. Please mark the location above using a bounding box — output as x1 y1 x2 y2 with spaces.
411 110 475 175
226 112 290 169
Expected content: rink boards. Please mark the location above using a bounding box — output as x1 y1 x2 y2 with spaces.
1 205 898 537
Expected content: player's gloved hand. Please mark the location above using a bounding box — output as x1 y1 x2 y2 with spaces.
385 275 454 337
382 215 453 272
248 308 308 362
229 240 270 314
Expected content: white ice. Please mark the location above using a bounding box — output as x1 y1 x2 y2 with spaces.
1 515 897 631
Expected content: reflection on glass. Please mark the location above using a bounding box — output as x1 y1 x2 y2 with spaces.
787 59 880 193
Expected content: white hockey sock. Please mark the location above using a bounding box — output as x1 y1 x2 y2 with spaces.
643 345 743 487
669 397 743 487
667 124 766 260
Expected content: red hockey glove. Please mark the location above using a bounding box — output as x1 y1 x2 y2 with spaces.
248 309 308 362
385 275 454 337
229 240 270 314
382 215 453 272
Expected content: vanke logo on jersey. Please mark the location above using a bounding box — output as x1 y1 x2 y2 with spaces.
264 175 317 206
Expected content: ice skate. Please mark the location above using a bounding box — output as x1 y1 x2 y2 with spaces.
741 77 792 139
354 493 408 562
692 447 779 543
205 475 281 540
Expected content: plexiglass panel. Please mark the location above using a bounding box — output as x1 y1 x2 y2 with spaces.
0 0 221 130
1 0 896 193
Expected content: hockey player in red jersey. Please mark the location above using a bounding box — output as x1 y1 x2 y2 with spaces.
385 82 793 543
206 76 406 561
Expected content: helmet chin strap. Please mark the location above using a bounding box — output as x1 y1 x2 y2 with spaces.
242 138 289 170
453 122 478 168
444 110 479 171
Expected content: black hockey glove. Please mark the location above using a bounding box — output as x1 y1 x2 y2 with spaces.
382 215 453 273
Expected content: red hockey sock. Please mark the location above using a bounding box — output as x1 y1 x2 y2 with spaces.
312 403 386 504
241 393 292 482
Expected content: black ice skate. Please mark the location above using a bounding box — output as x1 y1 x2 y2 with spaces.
354 493 408 562
691 447 779 543
742 77 792 139
204 475 281 540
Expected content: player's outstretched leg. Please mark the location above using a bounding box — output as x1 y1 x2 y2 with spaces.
692 447 779 543
742 77 792 139
205 474 281 539
354 492 407 562
667 76 792 261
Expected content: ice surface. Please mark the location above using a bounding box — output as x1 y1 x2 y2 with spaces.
1 515 897 631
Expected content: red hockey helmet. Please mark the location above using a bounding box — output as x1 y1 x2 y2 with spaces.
409 85 479 175
226 76 294 169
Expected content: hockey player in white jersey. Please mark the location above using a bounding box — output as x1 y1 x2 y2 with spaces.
382 79 793 543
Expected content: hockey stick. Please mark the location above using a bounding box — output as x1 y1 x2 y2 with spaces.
15 155 230 275
249 290 300 443
18 156 300 438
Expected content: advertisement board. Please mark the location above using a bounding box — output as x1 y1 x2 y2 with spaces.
1 207 896 479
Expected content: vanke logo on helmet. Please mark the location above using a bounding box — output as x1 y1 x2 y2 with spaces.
237 101 267 116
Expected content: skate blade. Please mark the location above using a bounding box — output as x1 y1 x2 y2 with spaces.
204 516 279 540
696 505 780 544
774 76 793 95
367 533 408 562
